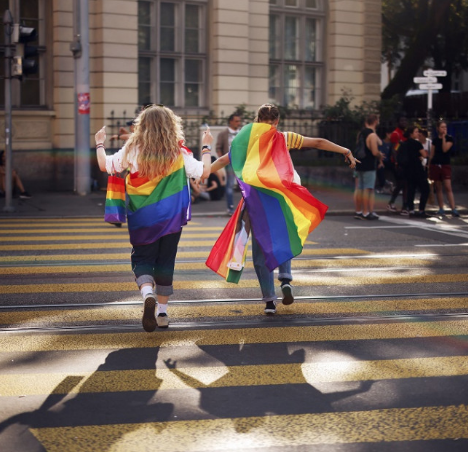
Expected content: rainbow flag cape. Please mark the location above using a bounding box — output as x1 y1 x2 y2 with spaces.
206 123 328 279
126 153 190 246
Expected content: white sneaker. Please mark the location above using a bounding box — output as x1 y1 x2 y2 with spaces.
156 313 169 328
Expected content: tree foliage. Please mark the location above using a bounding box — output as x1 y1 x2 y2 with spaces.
381 0 458 99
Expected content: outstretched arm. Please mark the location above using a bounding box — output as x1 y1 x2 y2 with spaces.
211 154 230 173
302 137 358 168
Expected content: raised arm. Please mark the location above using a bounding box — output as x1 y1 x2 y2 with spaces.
95 126 107 172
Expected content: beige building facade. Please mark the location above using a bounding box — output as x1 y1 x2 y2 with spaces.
1 0 381 190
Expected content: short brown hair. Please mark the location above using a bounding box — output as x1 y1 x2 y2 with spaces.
255 103 280 124
365 114 379 126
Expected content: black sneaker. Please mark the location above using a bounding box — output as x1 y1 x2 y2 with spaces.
264 300 277 315
19 191 32 199
142 294 157 332
354 212 365 220
281 283 294 305
364 212 379 220
156 313 169 328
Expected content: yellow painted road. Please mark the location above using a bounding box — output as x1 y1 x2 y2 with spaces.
1 273 467 294
0 257 435 274
1 297 467 327
1 320 467 352
2 354 468 397
30 405 468 451
1 217 468 452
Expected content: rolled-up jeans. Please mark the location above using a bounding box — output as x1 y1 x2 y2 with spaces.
131 230 182 296
251 233 292 302
225 164 235 212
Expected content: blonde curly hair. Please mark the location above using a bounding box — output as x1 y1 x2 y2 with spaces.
123 105 184 179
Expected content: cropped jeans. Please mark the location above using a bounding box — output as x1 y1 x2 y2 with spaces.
251 233 292 302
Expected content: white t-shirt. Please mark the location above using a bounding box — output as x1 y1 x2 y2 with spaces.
105 144 204 179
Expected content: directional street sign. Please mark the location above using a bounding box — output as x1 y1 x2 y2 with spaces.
423 70 447 77
419 83 443 90
413 76 437 84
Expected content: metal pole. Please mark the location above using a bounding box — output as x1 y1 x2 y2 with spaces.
3 9 15 212
427 89 433 139
73 0 90 196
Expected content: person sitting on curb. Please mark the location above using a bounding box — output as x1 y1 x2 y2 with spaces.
0 151 32 199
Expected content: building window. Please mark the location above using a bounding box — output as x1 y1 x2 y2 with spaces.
0 0 46 108
138 0 207 110
269 0 324 110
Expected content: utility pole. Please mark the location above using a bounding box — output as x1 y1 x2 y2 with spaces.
71 0 90 195
3 9 14 212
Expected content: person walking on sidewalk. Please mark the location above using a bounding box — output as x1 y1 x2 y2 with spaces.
95 105 213 331
216 113 242 215
208 103 358 315
429 120 460 217
354 114 382 220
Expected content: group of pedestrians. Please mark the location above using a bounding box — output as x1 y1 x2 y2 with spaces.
354 115 460 220
95 103 357 332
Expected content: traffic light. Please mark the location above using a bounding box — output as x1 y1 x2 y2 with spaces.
12 25 38 79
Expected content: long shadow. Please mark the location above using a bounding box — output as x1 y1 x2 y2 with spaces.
0 347 173 451
164 341 373 433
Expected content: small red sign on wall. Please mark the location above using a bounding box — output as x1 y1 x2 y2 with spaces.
78 93 90 114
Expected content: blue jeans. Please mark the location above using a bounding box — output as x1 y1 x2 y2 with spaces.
251 233 292 302
225 164 234 213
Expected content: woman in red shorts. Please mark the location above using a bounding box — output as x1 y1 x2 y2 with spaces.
429 121 460 217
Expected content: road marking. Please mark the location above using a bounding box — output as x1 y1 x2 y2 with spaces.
0 226 223 232
0 248 368 263
0 257 435 274
1 297 467 326
380 216 468 240
2 355 468 397
1 273 467 294
1 320 467 352
30 404 468 450
0 233 224 241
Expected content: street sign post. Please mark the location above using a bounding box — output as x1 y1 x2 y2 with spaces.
419 83 443 90
418 70 447 138
423 69 447 77
413 76 437 84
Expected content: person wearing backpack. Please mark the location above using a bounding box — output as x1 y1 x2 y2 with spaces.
354 114 383 220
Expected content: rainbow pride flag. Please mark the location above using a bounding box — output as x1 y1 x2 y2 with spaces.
206 123 328 278
126 154 190 246
104 174 126 224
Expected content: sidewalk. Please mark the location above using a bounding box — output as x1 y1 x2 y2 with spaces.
1 185 467 219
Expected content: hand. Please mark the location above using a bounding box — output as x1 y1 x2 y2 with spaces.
202 125 213 146
95 126 106 145
344 151 359 169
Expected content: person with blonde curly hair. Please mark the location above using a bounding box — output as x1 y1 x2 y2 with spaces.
95 105 213 331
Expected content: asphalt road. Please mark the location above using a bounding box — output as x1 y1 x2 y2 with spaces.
1 212 468 451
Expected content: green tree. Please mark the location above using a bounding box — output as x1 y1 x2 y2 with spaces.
381 0 452 99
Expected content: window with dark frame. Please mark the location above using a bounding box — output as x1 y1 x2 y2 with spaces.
0 0 45 108
137 0 207 109
269 0 323 110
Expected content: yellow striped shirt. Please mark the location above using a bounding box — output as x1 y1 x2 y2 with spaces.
284 132 304 150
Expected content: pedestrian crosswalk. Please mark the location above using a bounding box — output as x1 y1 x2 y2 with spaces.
1 217 468 451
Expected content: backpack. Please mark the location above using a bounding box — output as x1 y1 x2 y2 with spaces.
355 132 367 160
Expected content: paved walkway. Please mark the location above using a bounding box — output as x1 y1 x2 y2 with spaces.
1 184 467 219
